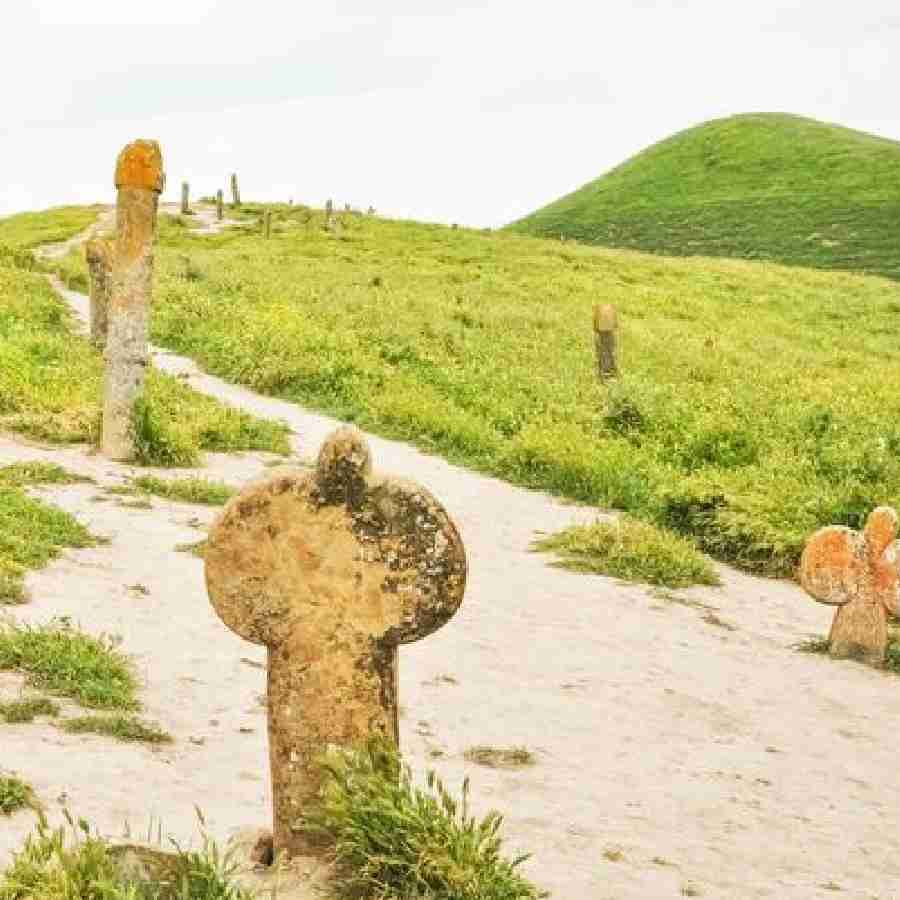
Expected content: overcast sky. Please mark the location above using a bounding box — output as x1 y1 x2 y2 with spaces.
3 1 899 226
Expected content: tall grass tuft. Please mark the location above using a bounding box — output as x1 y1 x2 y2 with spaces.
305 739 547 900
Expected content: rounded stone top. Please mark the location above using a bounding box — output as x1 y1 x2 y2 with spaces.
84 237 111 264
204 429 466 650
114 140 164 192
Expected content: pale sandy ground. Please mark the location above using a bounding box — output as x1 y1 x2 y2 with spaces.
2 209 899 899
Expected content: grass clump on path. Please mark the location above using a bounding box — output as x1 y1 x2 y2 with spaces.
0 620 139 711
0 776 38 816
305 740 546 900
60 714 172 745
796 622 900 673
534 517 720 588
128 476 235 506
0 698 59 724
0 262 289 465
0 814 254 900
510 113 900 282
0 479 97 604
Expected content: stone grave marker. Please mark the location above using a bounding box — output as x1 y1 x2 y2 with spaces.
204 426 467 857
101 139 164 460
85 237 112 349
800 506 900 665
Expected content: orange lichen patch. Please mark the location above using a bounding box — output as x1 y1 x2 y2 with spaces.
114 140 164 192
799 527 863 605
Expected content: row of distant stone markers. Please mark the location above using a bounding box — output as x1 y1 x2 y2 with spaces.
87 139 897 868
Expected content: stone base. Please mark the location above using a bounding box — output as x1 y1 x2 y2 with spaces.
108 828 334 899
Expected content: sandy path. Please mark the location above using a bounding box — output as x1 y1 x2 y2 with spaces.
1 215 898 899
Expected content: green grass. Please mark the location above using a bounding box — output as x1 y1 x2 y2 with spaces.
0 814 255 899
0 620 139 711
60 714 172 745
305 740 546 900
0 206 103 252
0 262 290 465
128 476 235 506
533 517 720 588
17 201 900 577
0 471 97 603
0 776 38 817
464 746 537 769
0 698 59 724
509 113 900 281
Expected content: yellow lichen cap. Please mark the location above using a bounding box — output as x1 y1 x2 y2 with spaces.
114 140 164 192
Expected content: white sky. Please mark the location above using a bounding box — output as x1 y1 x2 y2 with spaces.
3 0 899 227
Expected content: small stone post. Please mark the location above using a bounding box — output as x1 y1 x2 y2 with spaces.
800 507 900 665
101 140 164 460
231 172 241 208
85 238 113 350
204 426 467 857
264 208 272 239
593 303 618 381
181 181 190 214
216 189 224 221
325 198 334 231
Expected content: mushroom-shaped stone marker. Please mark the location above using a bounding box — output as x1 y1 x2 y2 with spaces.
204 426 467 858
799 506 900 666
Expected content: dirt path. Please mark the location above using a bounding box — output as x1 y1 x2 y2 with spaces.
2 214 898 899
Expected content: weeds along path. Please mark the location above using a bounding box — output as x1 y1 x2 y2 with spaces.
5 210 899 898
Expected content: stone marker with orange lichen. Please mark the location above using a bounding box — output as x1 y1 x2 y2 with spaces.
799 506 900 665
85 237 112 349
101 139 164 460
204 426 467 858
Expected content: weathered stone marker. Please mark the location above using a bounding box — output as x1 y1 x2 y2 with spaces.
593 303 618 381
324 198 335 231
101 140 164 460
263 208 272 239
181 181 190 214
800 506 900 666
204 426 467 857
85 238 112 349
231 172 241 208
216 189 224 221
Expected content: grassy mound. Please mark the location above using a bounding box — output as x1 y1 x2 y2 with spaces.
534 517 720 588
509 113 900 280
17 204 900 577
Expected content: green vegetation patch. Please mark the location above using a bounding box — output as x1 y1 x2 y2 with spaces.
0 206 103 252
510 113 900 282
0 479 97 604
60 714 172 745
464 746 537 769
534 517 720 588
129 475 235 506
0 815 254 899
0 621 139 711
0 262 289 464
0 463 91 489
305 740 546 900
0 776 38 816
0 697 59 724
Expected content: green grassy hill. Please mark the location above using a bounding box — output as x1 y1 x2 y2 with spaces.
508 113 900 280
38 203 900 578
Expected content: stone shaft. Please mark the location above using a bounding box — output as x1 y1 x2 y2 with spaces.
205 427 466 857
181 181 190 214
264 209 272 239
231 173 241 207
216 189 224 221
102 140 163 460
85 238 112 349
593 303 618 381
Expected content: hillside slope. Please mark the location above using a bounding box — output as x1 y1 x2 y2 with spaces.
40 203 900 577
509 113 900 280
